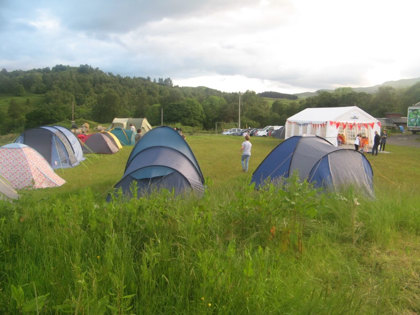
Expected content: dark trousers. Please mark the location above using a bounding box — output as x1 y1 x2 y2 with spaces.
380 141 386 151
372 144 379 155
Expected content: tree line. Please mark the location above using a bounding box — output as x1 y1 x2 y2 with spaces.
1 65 420 134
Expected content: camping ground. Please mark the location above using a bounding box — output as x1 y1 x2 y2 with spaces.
0 134 419 313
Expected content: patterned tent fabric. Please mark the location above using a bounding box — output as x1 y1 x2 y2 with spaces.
0 143 65 189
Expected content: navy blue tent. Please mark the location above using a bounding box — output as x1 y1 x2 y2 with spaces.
252 136 374 195
112 126 204 198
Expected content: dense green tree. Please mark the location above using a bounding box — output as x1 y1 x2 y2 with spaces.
92 90 121 122
13 83 25 96
202 96 226 129
241 91 270 126
6 99 26 131
145 104 162 126
317 91 338 107
368 86 400 117
271 100 298 124
401 82 420 113
164 98 204 127
0 109 6 133
25 104 62 128
220 94 240 124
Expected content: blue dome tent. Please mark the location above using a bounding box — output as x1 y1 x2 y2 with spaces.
51 126 84 163
251 136 374 196
15 126 84 169
111 126 204 198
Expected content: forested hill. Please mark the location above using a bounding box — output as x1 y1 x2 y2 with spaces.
1 64 420 135
257 91 298 100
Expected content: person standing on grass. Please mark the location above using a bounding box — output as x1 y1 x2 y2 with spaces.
135 129 142 143
380 129 388 151
240 134 252 172
372 131 381 155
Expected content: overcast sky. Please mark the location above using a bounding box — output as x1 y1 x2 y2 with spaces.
2 0 420 94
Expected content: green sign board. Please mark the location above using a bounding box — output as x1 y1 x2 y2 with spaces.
408 108 420 128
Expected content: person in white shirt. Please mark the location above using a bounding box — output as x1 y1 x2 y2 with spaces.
354 134 361 151
240 134 252 172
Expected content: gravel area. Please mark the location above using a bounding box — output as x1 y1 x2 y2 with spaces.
386 133 420 148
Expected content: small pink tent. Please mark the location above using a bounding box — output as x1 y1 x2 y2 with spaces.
0 143 65 189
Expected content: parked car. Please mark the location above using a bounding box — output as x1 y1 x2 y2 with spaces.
231 128 245 136
222 128 241 135
249 128 259 136
239 128 252 136
255 125 282 137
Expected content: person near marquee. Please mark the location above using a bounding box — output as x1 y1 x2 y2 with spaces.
380 129 388 151
372 131 381 155
354 134 361 151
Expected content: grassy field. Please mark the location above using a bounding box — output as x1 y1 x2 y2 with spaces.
0 134 419 313
0 93 45 111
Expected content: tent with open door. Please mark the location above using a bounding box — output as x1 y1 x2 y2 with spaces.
15 126 84 169
110 126 204 199
285 106 381 147
52 126 84 163
251 135 374 196
111 118 152 134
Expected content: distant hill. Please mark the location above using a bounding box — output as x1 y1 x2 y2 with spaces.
354 77 420 93
257 91 298 100
294 77 420 98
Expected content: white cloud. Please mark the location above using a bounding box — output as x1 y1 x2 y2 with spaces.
174 74 309 94
2 0 420 94
26 9 60 32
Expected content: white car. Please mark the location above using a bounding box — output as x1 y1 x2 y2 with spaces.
255 125 282 136
222 128 241 135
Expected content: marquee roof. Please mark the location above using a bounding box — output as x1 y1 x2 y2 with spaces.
287 106 378 124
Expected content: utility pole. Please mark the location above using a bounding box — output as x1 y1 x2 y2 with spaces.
238 92 241 129
161 107 163 126
71 101 76 129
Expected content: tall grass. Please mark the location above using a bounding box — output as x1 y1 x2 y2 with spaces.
0 136 419 313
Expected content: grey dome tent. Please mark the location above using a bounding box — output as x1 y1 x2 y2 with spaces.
82 133 119 154
271 126 285 139
111 126 204 199
15 126 84 169
251 135 374 196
